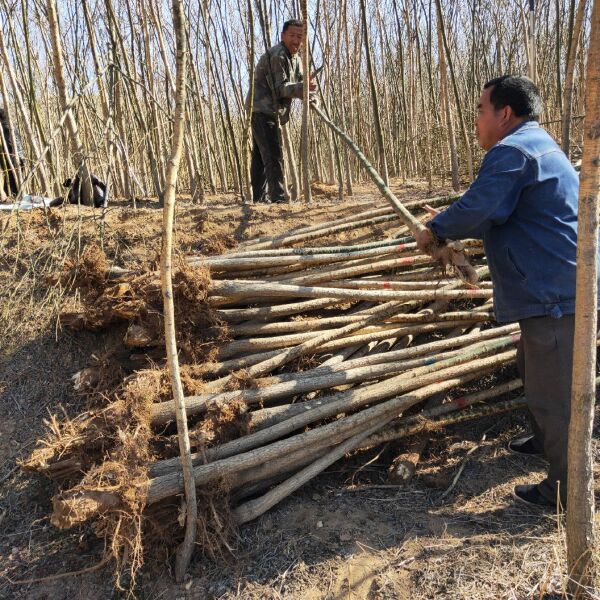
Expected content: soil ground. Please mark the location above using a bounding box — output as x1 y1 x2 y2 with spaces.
1 181 599 600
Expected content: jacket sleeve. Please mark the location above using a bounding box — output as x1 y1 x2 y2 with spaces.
270 53 303 100
429 145 531 241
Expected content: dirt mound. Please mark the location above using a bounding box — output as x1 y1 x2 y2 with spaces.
311 181 340 199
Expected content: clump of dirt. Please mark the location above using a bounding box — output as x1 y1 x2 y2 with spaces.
311 181 340 199
63 243 110 293
199 233 237 255
224 368 259 392
187 208 238 255
192 397 250 447
57 246 228 362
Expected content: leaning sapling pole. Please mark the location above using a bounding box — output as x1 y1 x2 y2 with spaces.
311 103 478 284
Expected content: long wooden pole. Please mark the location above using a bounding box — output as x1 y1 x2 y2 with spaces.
567 0 600 593
310 103 478 284
160 0 197 582
301 1 312 202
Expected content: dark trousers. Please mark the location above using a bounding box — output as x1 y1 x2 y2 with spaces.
1 152 18 196
516 314 580 504
250 112 286 203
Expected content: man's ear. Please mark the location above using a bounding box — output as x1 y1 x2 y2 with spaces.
502 105 513 123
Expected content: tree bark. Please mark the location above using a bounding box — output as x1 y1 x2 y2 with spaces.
561 0 587 158
566 0 600 594
47 0 94 203
359 0 389 185
437 17 460 191
301 0 312 201
160 0 197 582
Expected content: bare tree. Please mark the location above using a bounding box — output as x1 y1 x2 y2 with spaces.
0 0 591 201
435 0 474 181
562 0 587 158
242 0 255 203
437 16 460 191
301 0 312 202
567 0 599 595
160 0 197 582
359 0 389 185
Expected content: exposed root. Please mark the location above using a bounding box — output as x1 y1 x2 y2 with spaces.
224 368 259 392
432 241 479 285
195 489 239 563
20 408 109 480
58 248 228 362
48 364 156 591
191 397 250 447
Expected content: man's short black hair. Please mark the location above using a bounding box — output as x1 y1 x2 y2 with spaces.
282 19 304 33
483 75 542 121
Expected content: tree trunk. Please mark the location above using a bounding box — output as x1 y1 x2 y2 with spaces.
566 0 600 594
160 0 197 582
561 0 587 158
300 0 312 202
434 0 474 182
359 0 389 185
528 0 537 82
437 19 460 191
242 0 255 203
46 0 93 204
282 124 300 201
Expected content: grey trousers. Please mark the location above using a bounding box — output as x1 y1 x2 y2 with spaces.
516 314 577 503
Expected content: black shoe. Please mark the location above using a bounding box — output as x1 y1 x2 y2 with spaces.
507 435 544 456
512 484 563 510
270 197 287 204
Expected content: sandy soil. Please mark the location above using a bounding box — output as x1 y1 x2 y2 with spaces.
0 181 598 600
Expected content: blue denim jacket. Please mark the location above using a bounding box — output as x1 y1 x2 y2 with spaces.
429 121 581 323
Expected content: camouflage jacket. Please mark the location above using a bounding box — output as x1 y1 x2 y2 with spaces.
251 42 304 125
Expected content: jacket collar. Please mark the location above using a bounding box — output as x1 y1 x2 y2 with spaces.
505 119 539 137
277 42 293 59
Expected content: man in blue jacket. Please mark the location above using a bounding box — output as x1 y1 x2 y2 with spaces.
416 75 582 510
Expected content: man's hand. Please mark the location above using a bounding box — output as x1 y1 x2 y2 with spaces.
415 227 437 256
308 75 318 92
415 204 442 254
423 204 440 217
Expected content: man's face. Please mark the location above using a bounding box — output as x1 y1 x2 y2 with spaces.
475 86 508 151
281 25 304 55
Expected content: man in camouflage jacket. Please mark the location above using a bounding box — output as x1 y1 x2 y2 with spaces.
250 19 315 203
